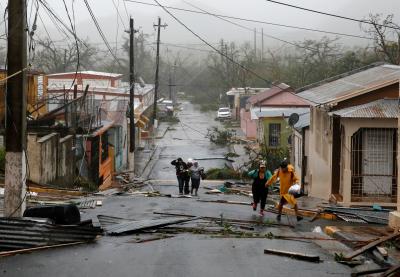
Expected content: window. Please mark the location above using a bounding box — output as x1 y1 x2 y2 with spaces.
269 123 281 147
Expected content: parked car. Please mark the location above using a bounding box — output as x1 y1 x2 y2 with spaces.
217 107 232 120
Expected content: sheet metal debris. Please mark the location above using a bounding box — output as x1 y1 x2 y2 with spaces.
97 215 198 235
0 217 102 252
323 206 389 225
264 248 320 263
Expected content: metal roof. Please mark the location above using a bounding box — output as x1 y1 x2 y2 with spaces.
330 98 399 118
297 64 400 105
0 217 102 251
294 112 311 130
254 107 309 119
247 83 291 105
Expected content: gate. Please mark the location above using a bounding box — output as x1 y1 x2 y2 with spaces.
351 128 397 203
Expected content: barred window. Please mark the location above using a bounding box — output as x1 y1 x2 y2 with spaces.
269 123 281 147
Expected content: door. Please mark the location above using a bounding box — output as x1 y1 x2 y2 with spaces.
362 129 394 195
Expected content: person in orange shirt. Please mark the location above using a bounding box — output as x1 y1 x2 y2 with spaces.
266 160 303 222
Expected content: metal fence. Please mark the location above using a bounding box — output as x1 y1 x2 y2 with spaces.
351 128 397 203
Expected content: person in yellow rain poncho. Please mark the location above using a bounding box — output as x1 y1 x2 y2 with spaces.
266 159 303 222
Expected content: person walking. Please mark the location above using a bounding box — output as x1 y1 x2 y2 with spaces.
266 159 303 222
171 158 189 195
189 161 204 196
247 161 272 216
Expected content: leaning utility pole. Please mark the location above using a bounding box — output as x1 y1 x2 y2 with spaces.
5 0 27 217
129 17 135 153
152 17 167 126
128 17 136 180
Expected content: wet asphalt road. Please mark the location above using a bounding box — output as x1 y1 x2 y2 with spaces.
0 102 352 277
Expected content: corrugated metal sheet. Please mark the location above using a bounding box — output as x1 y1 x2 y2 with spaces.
297 64 400 105
330 99 399 118
0 217 102 251
98 215 198 236
294 112 310 130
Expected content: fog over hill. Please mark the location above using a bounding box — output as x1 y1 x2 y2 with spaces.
1 0 399 58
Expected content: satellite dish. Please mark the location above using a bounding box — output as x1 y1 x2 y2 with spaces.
288 113 299 126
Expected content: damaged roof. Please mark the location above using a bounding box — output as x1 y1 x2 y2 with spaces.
297 63 400 105
330 98 399 118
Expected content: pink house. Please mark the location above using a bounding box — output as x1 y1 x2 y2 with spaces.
241 83 310 139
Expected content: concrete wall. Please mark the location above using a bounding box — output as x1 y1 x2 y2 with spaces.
340 118 397 206
57 135 74 187
240 109 257 139
308 107 333 200
293 128 311 194
27 133 59 185
27 133 75 187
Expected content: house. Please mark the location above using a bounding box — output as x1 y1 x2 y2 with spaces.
0 69 47 128
226 87 267 121
297 63 399 206
45 71 154 148
240 83 310 140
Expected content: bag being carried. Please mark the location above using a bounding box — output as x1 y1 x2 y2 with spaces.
288 184 303 198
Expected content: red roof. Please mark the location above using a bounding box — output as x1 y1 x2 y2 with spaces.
247 84 309 107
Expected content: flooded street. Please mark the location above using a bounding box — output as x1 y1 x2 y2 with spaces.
149 101 230 180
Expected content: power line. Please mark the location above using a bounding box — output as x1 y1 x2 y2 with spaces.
111 0 127 30
182 0 319 53
264 0 400 31
152 0 272 86
124 0 374 40
83 0 123 67
38 0 88 46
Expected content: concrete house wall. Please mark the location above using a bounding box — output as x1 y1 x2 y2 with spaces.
308 107 333 200
340 118 397 206
27 133 75 187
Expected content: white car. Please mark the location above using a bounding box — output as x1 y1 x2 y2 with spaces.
217 107 232 119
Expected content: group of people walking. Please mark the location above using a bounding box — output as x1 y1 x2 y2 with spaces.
171 156 302 222
248 159 303 221
171 158 204 196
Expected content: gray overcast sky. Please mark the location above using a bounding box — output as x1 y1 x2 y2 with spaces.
3 0 400 53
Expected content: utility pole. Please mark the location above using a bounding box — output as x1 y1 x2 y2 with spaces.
261 28 264 61
152 17 167 126
254 28 257 59
5 0 27 217
128 17 137 180
129 17 135 153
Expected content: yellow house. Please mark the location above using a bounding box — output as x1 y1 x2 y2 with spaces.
0 69 47 127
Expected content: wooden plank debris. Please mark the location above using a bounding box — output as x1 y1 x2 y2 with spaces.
197 199 251 206
350 267 390 277
380 264 400 277
0 241 87 257
343 231 400 261
264 248 320 263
